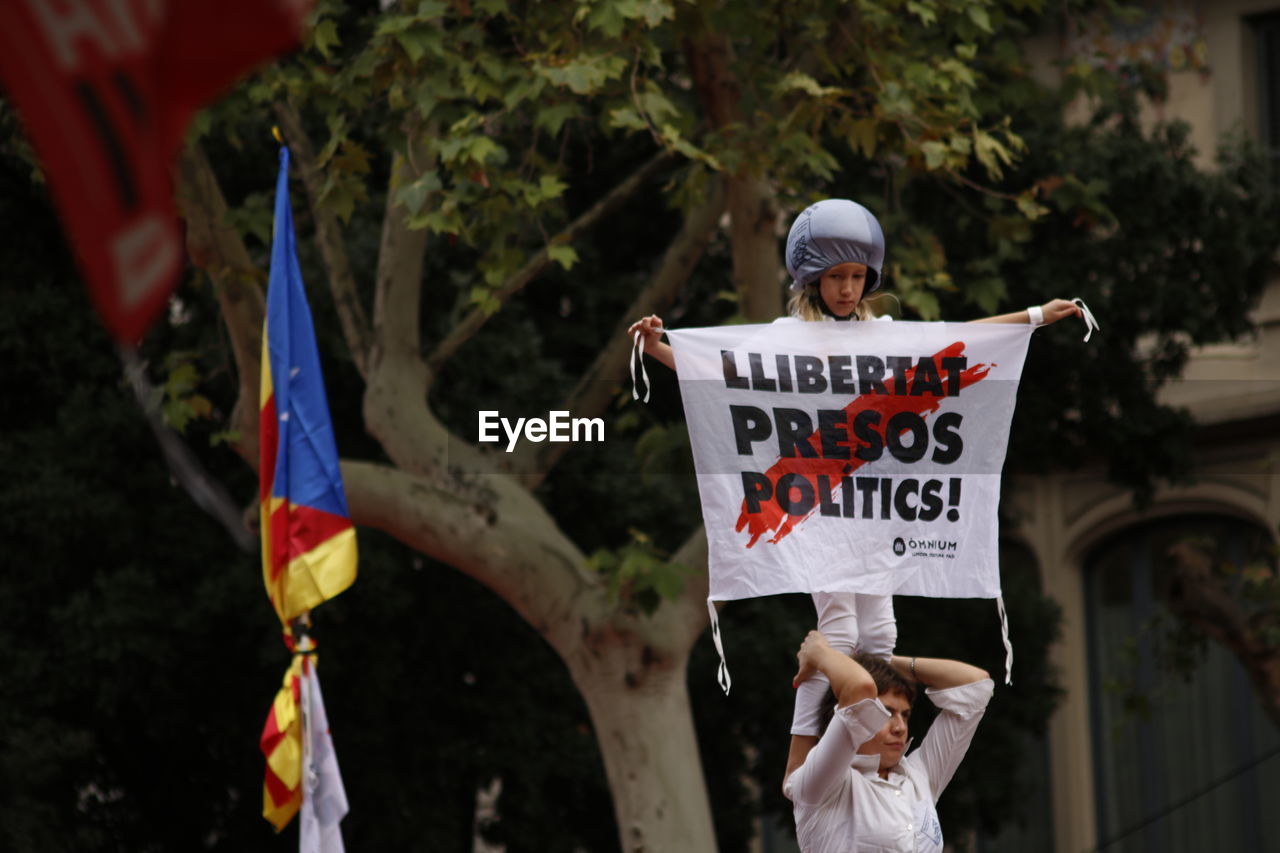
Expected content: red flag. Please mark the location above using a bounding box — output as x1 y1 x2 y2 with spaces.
0 0 311 344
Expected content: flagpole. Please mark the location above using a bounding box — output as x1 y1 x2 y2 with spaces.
298 616 315 853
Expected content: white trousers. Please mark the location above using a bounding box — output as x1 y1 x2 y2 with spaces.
790 592 896 736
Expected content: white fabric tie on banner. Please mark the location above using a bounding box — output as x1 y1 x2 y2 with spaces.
1072 298 1101 342
630 330 650 403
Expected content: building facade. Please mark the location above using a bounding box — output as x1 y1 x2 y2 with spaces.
1019 3 1280 851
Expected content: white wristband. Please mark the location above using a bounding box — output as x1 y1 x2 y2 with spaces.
1027 305 1044 326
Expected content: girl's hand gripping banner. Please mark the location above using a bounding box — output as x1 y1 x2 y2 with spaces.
667 320 1033 604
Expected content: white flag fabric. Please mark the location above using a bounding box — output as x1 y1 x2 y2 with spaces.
666 319 1033 603
300 661 348 853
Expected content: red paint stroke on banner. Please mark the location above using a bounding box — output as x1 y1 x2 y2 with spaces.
734 342 992 546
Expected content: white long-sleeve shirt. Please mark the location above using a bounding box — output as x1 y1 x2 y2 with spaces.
784 678 994 853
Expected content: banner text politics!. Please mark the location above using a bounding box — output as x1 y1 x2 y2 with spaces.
720 347 974 529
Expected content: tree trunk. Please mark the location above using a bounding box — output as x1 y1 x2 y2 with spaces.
727 176 782 322
569 640 719 853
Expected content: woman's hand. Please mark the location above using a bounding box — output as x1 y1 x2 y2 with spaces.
1040 298 1082 325
793 630 834 688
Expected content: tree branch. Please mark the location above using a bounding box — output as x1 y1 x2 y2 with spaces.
725 177 783 321
424 149 675 383
683 29 782 321
175 143 264 466
1166 541 1280 730
662 523 712 652
360 136 449 477
341 456 621 656
274 99 374 379
516 176 728 486
371 144 431 379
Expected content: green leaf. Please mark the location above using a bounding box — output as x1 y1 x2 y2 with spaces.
537 174 568 202
538 53 628 95
651 563 685 601
535 102 580 135
607 106 647 131
973 130 1013 178
848 118 878 159
416 0 449 19
635 86 680 124
906 0 937 25
967 4 992 33
309 18 340 60
921 140 948 170
396 27 444 63
394 172 443 216
1015 190 1050 220
586 2 628 37
331 140 373 176
547 243 578 270
965 276 1007 314
374 14 414 36
777 71 827 97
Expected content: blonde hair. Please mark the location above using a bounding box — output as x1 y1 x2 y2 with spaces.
787 283 886 322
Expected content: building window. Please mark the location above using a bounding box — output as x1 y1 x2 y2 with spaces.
1251 13 1280 150
1084 515 1280 853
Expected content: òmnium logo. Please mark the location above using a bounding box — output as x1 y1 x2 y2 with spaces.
903 535 960 559
892 537 906 556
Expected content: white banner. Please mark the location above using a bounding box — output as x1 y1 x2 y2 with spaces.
667 319 1033 603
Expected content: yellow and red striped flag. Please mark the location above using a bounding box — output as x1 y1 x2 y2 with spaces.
261 656 305 830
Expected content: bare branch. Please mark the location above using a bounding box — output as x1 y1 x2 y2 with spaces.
517 176 728 486
274 99 374 379
345 126 448 477
175 143 264 466
425 149 676 381
341 456 614 653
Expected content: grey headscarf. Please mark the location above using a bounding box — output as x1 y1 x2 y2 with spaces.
785 199 886 293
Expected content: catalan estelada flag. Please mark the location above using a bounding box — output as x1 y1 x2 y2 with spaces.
258 146 358 627
258 147 356 837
